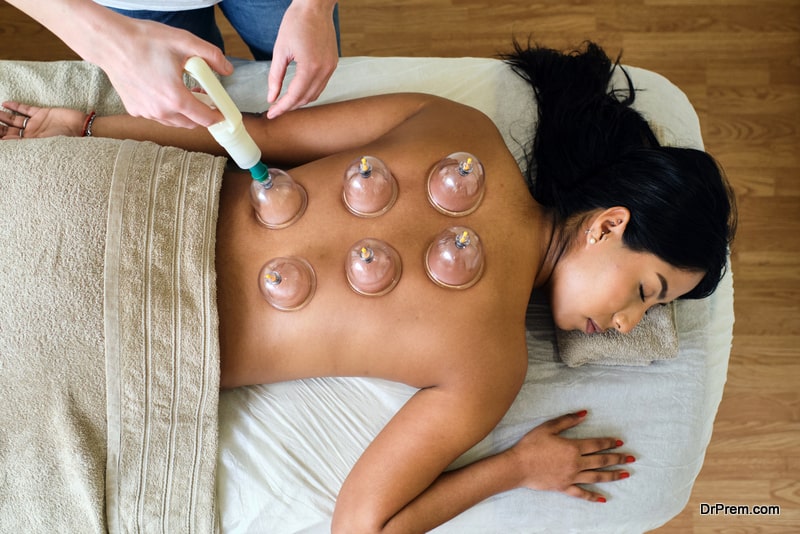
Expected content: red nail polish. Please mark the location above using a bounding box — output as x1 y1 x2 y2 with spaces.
575 410 588 418
597 497 607 503
619 471 630 479
615 439 624 447
626 455 636 463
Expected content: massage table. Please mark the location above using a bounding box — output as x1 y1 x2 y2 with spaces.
0 55 734 533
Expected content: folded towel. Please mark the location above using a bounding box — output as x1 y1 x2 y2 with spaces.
104 139 224 533
555 303 679 367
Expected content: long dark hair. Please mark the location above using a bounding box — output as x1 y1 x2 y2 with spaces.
502 40 737 299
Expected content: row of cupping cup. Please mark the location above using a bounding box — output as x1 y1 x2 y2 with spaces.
249 152 487 228
259 228 485 311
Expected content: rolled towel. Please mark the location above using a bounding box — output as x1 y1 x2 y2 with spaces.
556 303 678 367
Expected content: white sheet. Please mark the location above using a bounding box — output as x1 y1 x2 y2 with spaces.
216 57 734 533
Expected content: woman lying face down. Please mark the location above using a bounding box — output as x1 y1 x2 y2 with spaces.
1 41 735 533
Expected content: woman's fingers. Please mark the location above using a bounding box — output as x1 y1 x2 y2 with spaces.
1 102 28 127
0 103 28 140
543 410 589 434
575 467 631 486
1 102 88 139
576 436 625 455
515 411 636 504
2 101 34 119
580 449 635 470
563 484 611 503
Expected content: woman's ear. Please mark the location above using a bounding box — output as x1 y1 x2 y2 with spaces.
601 206 631 237
587 206 631 244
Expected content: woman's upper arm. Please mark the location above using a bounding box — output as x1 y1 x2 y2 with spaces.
247 93 495 167
331 369 519 533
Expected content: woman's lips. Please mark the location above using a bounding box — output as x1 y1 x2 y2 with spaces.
586 319 604 334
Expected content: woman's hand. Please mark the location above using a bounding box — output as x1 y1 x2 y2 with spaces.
508 411 633 502
1 102 87 140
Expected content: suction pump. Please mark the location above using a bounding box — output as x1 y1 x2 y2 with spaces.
184 56 306 229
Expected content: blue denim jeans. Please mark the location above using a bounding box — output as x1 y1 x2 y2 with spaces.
110 6 226 51
109 2 340 61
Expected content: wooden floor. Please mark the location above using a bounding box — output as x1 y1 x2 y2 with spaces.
2 1 798 532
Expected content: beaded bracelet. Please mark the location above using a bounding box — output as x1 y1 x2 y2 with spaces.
82 111 97 137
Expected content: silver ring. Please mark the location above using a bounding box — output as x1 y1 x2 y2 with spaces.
19 127 24 138
22 117 29 130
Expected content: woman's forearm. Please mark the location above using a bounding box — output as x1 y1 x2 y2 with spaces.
91 93 453 167
90 114 225 156
377 450 521 533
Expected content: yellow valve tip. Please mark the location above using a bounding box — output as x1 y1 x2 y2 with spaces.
457 230 469 244
360 157 369 172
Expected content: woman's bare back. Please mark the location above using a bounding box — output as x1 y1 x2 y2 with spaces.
215 99 542 391
209 95 571 531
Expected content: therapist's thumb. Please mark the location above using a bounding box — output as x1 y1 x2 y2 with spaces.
201 46 234 77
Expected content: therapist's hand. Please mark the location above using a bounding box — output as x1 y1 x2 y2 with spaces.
8 0 232 127
94 16 233 128
266 0 338 119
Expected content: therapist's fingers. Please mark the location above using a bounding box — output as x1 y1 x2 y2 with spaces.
266 52 336 119
265 2 338 119
175 44 234 126
267 64 331 120
267 55 291 107
169 87 226 128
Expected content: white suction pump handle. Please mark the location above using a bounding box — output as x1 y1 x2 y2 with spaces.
184 56 265 174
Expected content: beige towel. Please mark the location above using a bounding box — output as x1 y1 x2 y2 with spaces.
0 59 124 115
1 58 225 532
104 140 224 533
0 136 224 533
0 137 118 533
556 303 679 367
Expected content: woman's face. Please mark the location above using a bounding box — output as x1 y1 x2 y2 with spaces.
547 208 704 334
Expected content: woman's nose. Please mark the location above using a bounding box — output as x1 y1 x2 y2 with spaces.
614 306 647 334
